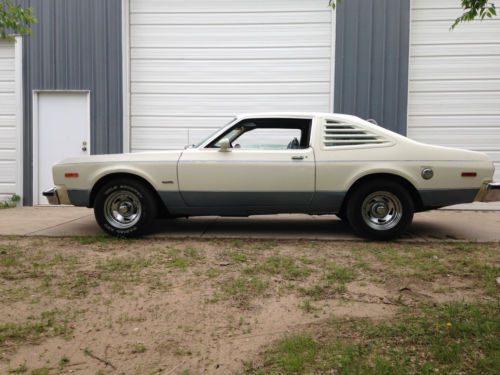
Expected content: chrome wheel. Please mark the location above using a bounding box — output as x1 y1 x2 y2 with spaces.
104 190 142 229
361 191 403 231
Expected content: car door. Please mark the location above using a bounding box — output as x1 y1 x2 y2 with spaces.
177 120 315 208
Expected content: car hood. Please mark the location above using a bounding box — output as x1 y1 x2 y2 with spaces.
56 150 184 165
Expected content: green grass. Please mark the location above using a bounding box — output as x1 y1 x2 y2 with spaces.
8 362 27 373
31 368 49 375
221 276 268 306
58 356 70 370
73 235 125 245
0 244 22 268
230 251 248 263
0 309 74 348
247 302 500 374
453 258 500 296
299 299 319 314
245 255 311 280
206 267 223 278
98 256 152 272
324 263 355 284
162 247 204 269
257 334 318 373
55 274 97 298
298 264 355 300
131 342 147 354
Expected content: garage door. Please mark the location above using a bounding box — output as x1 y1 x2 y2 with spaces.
407 0 500 181
129 0 335 151
0 40 20 203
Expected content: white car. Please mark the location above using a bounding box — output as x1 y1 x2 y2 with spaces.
44 113 500 239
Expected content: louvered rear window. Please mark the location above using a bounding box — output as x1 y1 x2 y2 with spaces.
323 120 389 148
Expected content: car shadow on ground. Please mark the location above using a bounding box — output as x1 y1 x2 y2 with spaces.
148 216 359 240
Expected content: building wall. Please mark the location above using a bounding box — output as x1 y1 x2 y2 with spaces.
334 0 410 134
15 0 123 205
0 40 22 203
407 0 500 181
127 0 335 151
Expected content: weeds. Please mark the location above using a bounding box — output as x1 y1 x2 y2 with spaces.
0 194 20 209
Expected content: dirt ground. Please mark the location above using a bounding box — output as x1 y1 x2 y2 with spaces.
0 236 498 374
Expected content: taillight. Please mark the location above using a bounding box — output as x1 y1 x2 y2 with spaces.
461 172 477 177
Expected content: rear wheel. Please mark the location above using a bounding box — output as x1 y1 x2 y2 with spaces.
346 179 414 240
94 179 158 237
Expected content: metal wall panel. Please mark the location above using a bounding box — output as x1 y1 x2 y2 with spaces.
15 0 122 205
129 0 335 152
334 0 410 134
407 0 500 181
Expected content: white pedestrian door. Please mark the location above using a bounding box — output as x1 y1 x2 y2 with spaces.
35 92 90 204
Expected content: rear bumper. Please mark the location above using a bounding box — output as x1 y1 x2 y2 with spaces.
475 182 500 202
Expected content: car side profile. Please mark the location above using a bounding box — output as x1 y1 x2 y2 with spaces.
44 113 500 240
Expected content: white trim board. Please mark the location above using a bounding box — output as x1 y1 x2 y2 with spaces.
0 38 20 204
122 0 131 153
15 36 23 205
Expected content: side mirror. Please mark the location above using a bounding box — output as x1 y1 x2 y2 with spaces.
218 138 231 152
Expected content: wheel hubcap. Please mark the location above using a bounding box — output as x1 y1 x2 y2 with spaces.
104 190 142 229
361 191 403 231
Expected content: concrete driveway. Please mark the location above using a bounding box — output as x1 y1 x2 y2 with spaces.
1 206 499 241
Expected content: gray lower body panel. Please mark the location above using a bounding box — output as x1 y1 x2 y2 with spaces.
419 188 479 208
160 191 345 216
70 187 479 215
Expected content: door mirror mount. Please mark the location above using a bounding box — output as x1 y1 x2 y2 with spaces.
218 138 231 152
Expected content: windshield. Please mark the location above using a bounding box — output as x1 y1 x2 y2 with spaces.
193 117 237 148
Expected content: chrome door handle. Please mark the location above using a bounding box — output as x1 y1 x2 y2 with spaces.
291 156 304 160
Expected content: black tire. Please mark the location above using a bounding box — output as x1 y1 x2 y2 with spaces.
346 179 414 240
94 179 158 237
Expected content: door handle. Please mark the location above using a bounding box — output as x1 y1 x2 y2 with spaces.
82 141 87 152
291 156 304 160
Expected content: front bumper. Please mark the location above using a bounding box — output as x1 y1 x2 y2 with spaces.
42 186 72 205
42 187 60 205
475 182 500 202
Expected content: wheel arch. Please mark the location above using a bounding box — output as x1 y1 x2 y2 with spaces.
89 172 168 216
339 173 424 214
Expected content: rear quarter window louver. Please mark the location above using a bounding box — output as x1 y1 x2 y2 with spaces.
323 120 389 148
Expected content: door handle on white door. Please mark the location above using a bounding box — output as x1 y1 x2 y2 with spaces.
291 156 304 160
82 141 87 152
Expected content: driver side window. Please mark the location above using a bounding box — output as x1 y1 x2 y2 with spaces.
208 118 311 150
234 128 302 150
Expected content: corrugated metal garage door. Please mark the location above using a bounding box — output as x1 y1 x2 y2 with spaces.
129 0 335 151
408 0 500 181
0 40 20 203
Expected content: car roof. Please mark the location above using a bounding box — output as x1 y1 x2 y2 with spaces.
236 112 360 121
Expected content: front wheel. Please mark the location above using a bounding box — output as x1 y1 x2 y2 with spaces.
346 180 414 240
94 179 158 237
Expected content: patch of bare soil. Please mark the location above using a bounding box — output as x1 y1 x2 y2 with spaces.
0 237 498 374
